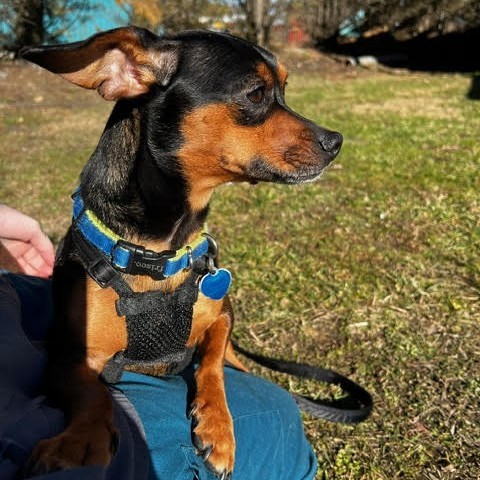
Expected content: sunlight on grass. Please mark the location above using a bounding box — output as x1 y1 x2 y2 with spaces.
1 63 479 479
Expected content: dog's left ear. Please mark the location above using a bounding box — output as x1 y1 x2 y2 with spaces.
21 27 179 100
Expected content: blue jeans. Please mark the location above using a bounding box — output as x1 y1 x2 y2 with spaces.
0 273 317 479
118 368 317 480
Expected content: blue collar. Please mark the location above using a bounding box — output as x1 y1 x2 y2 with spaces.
72 191 211 280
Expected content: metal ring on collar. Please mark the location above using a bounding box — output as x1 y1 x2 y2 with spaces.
185 245 194 270
201 232 218 259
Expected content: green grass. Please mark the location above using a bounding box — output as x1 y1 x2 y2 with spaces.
1 63 479 479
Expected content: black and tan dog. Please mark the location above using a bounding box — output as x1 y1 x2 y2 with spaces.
21 27 342 478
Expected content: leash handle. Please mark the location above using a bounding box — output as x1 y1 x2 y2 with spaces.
232 341 373 424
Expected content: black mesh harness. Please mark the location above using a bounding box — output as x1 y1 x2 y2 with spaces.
70 191 227 383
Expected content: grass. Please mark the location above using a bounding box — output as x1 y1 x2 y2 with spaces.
1 61 479 479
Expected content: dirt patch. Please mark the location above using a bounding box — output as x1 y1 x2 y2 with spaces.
0 61 102 108
264 46 368 79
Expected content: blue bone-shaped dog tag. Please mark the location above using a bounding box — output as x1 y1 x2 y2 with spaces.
199 268 232 300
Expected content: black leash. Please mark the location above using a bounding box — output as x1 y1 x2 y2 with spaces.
232 341 373 424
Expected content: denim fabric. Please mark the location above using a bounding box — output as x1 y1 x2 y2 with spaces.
0 273 317 479
117 369 317 480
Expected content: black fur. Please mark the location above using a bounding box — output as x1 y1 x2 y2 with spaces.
77 31 279 248
19 28 343 477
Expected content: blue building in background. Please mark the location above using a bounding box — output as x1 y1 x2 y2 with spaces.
63 0 128 42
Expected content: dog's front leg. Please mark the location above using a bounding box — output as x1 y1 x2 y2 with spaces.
26 362 118 475
26 264 119 475
190 307 235 479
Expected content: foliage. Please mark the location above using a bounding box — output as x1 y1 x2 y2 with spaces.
363 0 480 39
115 0 230 34
115 0 163 31
44 0 95 42
300 0 480 43
300 0 360 42
0 0 95 50
2 1 479 51
234 0 292 47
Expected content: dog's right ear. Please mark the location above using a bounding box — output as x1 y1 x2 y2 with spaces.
20 27 179 100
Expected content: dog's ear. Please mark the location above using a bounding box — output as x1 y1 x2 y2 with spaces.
20 27 179 100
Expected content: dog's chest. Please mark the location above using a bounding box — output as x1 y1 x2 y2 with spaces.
101 273 199 382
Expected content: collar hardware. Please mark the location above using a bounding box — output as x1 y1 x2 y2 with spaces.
72 189 211 281
113 239 176 280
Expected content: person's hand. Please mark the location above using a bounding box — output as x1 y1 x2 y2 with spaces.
0 204 55 278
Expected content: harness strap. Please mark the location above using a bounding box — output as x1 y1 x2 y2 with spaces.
116 289 186 317
101 347 197 384
71 226 199 384
72 191 210 280
71 227 133 297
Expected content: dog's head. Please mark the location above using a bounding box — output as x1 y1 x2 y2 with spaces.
22 27 342 211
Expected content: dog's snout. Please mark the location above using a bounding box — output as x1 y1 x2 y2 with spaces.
319 131 343 155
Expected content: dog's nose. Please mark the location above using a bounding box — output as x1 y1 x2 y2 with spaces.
319 131 343 156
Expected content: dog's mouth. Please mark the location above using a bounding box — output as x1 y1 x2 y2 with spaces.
244 156 336 185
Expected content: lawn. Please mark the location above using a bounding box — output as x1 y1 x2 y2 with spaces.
1 59 479 479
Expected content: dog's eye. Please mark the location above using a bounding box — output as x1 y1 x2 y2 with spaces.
247 86 265 104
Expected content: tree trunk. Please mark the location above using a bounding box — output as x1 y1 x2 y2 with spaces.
253 0 265 46
14 0 44 47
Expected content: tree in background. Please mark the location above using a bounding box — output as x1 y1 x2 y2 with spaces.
300 0 480 44
1 0 44 48
363 0 480 40
0 0 94 51
115 0 163 31
2 0 479 53
44 0 94 42
115 0 230 35
234 0 291 47
301 0 360 43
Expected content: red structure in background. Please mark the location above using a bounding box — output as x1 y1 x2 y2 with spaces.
287 18 310 45
272 17 310 46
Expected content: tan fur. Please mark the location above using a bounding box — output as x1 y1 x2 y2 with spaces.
84 278 127 373
35 28 178 100
192 310 236 472
256 62 275 89
178 103 317 211
277 62 289 87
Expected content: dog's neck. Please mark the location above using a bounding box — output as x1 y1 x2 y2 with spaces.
80 101 209 250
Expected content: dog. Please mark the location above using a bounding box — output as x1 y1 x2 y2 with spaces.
21 26 342 478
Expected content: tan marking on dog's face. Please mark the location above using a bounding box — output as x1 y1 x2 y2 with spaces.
256 62 275 89
277 63 288 85
178 103 320 211
277 62 288 92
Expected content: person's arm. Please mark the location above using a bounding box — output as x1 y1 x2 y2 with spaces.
0 204 55 278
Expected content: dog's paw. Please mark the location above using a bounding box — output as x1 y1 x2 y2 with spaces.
24 422 118 477
189 400 235 479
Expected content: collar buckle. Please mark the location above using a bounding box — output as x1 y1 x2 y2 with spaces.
113 240 176 280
